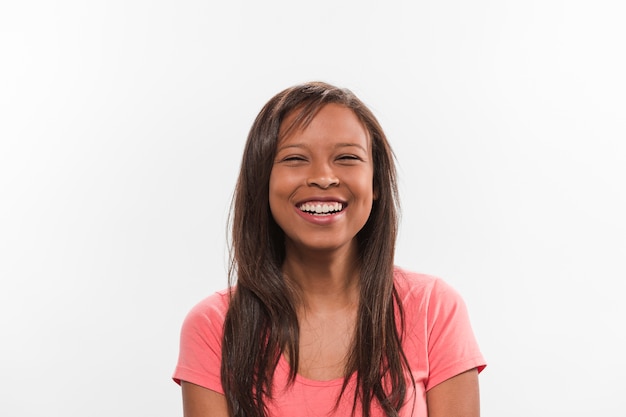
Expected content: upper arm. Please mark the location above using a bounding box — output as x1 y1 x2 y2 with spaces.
181 381 230 417
426 368 480 417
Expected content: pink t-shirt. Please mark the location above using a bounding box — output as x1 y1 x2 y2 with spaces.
173 268 486 416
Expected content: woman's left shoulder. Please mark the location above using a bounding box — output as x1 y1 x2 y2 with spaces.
393 266 463 305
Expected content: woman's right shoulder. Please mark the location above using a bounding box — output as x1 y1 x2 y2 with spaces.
182 287 232 331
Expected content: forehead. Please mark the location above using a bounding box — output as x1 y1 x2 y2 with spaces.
278 103 370 147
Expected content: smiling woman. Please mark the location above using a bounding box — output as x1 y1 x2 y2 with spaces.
270 104 375 256
172 82 486 417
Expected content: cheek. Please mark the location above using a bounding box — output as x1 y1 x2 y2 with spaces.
360 172 376 200
269 167 301 197
353 176 376 216
268 174 280 214
268 169 293 218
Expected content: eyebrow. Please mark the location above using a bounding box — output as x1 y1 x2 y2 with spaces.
276 142 368 153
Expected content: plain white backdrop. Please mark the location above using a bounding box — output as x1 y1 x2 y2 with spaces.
1 1 625 416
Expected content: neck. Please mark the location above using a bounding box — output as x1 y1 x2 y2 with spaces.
282 244 360 313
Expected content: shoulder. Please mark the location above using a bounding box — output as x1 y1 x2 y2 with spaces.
393 266 461 306
181 288 231 336
392 266 472 331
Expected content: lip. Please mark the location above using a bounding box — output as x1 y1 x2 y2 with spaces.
294 196 347 225
295 196 348 206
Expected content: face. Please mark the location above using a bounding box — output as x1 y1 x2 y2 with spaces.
269 103 376 258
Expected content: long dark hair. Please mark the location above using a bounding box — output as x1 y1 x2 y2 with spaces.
221 81 412 417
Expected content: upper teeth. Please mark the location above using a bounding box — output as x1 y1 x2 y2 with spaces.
299 202 343 214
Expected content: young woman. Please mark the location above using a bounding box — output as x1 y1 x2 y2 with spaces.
173 82 486 417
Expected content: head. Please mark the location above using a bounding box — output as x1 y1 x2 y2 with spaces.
231 81 399 274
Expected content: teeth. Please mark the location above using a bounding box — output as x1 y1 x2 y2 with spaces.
299 202 343 214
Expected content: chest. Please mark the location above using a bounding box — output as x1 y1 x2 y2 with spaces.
296 310 355 381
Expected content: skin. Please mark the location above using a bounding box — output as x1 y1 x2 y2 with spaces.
427 369 481 417
181 382 228 417
181 103 481 416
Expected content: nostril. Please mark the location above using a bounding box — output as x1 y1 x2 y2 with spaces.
307 177 340 189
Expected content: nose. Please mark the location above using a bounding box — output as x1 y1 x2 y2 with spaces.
306 164 339 189
307 176 339 189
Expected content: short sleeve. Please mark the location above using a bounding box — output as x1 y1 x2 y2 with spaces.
172 291 229 394
425 279 486 391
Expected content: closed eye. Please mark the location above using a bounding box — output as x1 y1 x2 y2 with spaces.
281 155 307 162
337 154 362 161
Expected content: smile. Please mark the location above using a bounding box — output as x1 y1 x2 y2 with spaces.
297 201 344 215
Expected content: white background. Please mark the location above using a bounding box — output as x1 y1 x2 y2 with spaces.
1 1 625 416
